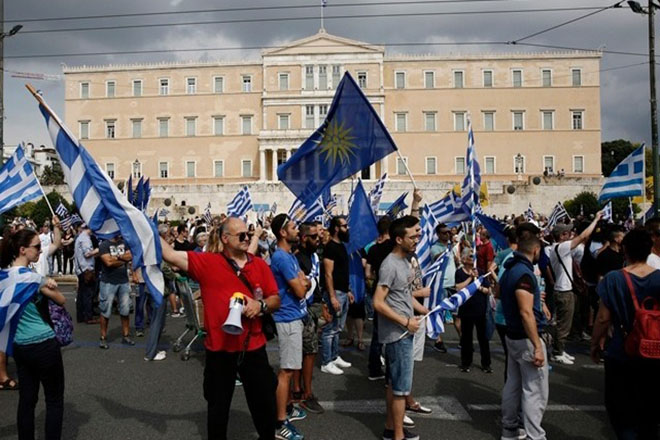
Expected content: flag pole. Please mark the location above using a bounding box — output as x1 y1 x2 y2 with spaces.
395 149 417 189
33 168 56 217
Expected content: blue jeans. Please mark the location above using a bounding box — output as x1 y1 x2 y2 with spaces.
384 336 414 396
145 298 167 360
135 284 153 331
321 290 348 366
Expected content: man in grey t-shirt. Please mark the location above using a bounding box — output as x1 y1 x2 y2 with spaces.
374 216 429 440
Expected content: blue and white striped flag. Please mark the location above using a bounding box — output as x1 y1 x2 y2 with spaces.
270 201 278 214
416 205 436 276
441 274 484 312
37 98 165 307
368 172 387 214
546 201 570 231
289 197 324 224
324 194 338 214
525 203 535 221
461 121 481 212
158 208 169 218
598 144 645 203
203 202 213 225
0 267 51 354
424 254 452 338
602 201 613 223
70 214 83 226
227 186 254 218
55 203 73 231
429 191 469 224
0 145 43 215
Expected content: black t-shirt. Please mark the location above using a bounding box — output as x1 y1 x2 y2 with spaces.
174 240 196 252
367 240 394 285
596 247 625 278
99 239 129 284
456 267 487 318
296 249 322 303
323 240 349 292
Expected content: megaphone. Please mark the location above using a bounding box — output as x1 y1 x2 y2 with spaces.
222 292 245 335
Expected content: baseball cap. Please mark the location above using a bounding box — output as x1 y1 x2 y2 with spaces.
552 223 573 234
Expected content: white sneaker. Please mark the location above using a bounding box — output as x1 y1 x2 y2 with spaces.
380 355 386 367
562 351 576 361
551 353 574 365
144 350 167 361
403 415 415 428
321 362 344 375
334 356 352 368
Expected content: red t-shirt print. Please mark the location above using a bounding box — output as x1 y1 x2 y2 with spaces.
186 251 278 353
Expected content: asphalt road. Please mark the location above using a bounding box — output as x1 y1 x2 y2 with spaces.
0 285 614 439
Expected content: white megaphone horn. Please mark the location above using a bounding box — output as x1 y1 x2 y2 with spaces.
222 292 245 335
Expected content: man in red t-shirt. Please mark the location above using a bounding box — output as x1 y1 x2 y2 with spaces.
477 228 495 274
161 217 281 440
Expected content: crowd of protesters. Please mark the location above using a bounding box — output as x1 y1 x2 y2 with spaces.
2 194 660 440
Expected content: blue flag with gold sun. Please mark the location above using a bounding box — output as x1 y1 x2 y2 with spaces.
277 72 398 207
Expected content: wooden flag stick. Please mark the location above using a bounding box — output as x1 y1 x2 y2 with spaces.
395 149 417 189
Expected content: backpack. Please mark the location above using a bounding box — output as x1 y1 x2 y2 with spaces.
38 297 74 347
621 270 660 359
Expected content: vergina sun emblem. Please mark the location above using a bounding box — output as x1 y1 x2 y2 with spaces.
315 118 358 167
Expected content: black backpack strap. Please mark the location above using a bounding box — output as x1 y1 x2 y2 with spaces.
219 252 254 295
554 244 574 287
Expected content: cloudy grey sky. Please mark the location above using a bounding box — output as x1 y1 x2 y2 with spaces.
4 0 655 149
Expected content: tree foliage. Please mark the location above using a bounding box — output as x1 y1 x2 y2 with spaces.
40 161 65 185
601 139 647 177
564 191 639 222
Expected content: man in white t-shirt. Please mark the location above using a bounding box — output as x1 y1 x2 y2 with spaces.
35 217 63 277
646 218 660 270
548 212 602 365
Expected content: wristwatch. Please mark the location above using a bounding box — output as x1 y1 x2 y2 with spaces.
259 299 268 314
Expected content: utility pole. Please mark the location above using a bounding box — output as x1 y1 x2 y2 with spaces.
650 0 660 215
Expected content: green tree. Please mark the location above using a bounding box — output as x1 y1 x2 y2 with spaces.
564 191 599 218
601 139 641 177
40 161 65 185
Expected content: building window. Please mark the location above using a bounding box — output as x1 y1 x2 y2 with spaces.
278 114 290 130
357 71 367 89
186 77 197 94
395 112 407 132
242 75 252 92
542 111 554 130
453 71 464 88
279 73 289 91
396 157 408 175
214 160 224 177
132 80 142 97
395 71 406 89
186 161 196 178
305 65 314 90
214 76 224 93
424 112 436 132
543 156 555 174
305 105 315 129
332 65 341 89
159 78 169 95
426 157 437 175
484 156 495 174
318 65 327 89
132 119 142 138
158 118 169 137
213 116 224 135
132 161 142 179
454 112 466 131
159 162 169 178
455 157 466 175
513 111 524 131
424 71 435 89
319 104 328 119
512 69 522 88
542 69 552 87
572 110 584 130
105 120 116 139
106 163 115 179
80 82 89 99
242 160 252 178
514 155 526 174
572 68 582 87
573 156 584 173
106 81 115 98
79 121 89 139
241 115 252 135
483 112 495 131
483 70 493 88
277 150 287 166
185 117 196 137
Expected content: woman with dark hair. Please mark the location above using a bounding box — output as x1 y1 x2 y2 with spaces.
1 228 67 440
591 228 660 439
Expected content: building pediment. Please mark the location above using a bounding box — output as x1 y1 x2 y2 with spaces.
262 30 384 57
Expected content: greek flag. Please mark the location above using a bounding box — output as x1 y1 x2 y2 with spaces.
55 203 73 231
270 202 278 214
424 252 452 338
602 201 613 222
525 203 535 221
645 204 656 224
324 194 338 213
158 208 169 218
441 274 484 312
546 201 570 231
0 267 49 355
203 202 213 225
289 197 324 224
428 191 469 224
226 186 253 218
416 205 437 276
368 172 387 214
461 121 481 212
0 145 43 215
598 144 645 203
306 253 321 305
37 98 165 307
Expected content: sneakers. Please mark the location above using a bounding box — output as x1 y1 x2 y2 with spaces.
275 420 304 440
171 312 183 318
135 330 145 337
383 428 420 440
433 341 447 353
121 336 136 346
235 378 243 387
368 372 386 381
300 395 325 414
459 365 470 373
501 427 527 440
406 402 432 415
581 331 592 342
334 356 352 368
562 351 576 361
287 405 307 422
403 415 415 428
144 350 167 361
482 366 493 374
551 353 574 365
321 362 344 375
99 337 109 350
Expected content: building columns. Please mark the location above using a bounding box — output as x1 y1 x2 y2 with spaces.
271 149 279 183
259 150 266 182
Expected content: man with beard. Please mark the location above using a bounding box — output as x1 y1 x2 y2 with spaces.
320 216 354 375
373 215 425 440
293 221 326 414
270 214 312 440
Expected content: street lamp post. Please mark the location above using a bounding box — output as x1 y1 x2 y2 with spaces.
515 153 523 181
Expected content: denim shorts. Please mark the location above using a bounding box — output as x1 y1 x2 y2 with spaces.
99 281 131 318
384 335 414 396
